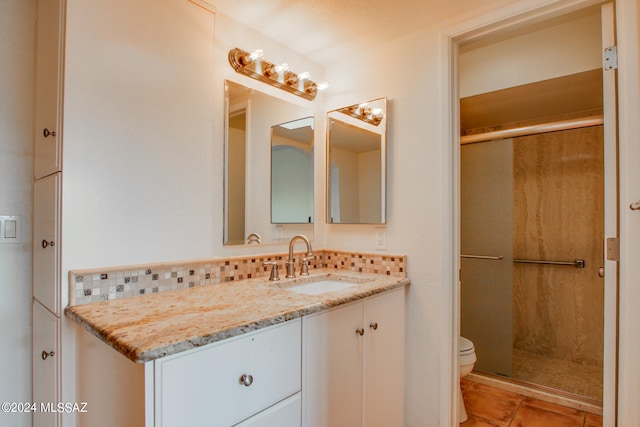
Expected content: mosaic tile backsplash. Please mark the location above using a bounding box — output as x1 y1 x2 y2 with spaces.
69 250 406 306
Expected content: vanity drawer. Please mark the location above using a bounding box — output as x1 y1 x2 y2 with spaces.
154 319 301 427
233 392 301 426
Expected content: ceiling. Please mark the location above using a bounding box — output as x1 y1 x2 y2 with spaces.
329 118 381 153
210 0 510 65
460 69 603 131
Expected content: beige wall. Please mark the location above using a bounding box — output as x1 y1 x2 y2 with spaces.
0 1 35 427
330 146 360 222
459 8 602 97
227 125 246 244
358 149 382 223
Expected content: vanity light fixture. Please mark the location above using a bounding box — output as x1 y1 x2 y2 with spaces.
228 48 321 101
337 102 385 126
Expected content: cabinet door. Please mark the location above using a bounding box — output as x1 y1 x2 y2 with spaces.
233 393 301 427
156 320 301 427
302 300 364 427
33 173 60 315
34 0 63 179
33 300 60 427
363 287 406 427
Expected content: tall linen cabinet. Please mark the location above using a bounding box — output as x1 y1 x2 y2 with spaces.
32 0 65 425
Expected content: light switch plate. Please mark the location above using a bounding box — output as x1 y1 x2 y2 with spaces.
0 215 22 244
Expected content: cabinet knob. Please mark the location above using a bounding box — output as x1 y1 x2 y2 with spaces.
369 322 378 330
43 128 57 138
239 374 254 387
41 240 55 249
41 350 55 360
355 328 365 336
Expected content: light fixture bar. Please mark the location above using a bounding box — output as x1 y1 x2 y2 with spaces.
337 103 385 126
228 48 319 101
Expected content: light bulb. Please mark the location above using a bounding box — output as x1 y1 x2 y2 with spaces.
317 82 330 91
249 49 264 60
275 63 289 73
298 72 311 81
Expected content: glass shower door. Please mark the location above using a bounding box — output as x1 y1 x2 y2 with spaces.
460 138 514 377
460 127 604 401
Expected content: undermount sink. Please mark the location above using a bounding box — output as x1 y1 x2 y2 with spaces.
284 275 365 295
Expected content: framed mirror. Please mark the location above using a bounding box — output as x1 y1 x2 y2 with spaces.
326 97 387 224
224 80 314 246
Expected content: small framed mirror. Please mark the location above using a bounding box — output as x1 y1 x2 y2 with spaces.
224 80 314 246
326 97 387 224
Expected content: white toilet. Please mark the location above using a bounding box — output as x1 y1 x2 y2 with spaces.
458 336 477 423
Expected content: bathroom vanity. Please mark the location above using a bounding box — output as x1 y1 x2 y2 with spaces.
66 266 408 427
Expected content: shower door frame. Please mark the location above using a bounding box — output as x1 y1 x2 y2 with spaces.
446 1 619 426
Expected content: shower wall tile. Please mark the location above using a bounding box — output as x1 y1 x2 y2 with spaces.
512 126 604 367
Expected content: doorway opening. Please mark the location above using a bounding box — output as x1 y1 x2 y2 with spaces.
452 3 617 424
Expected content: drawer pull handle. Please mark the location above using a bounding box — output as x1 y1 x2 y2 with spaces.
369 322 378 330
41 350 55 360
239 374 254 387
356 328 365 336
42 240 55 249
43 128 57 138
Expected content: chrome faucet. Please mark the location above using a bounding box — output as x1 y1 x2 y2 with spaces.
263 261 280 281
286 234 314 278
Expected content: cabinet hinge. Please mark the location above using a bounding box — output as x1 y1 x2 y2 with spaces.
606 237 620 261
604 46 618 71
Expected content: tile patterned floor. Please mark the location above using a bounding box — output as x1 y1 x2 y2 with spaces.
461 379 603 426
512 349 603 401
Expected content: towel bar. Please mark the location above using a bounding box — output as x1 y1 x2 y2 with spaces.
513 259 585 268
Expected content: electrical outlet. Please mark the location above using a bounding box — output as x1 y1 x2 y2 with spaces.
275 225 284 241
374 228 386 250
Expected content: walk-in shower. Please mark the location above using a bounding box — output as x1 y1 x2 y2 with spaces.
460 123 604 403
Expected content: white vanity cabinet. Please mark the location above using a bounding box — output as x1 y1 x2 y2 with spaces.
149 319 302 427
302 287 406 427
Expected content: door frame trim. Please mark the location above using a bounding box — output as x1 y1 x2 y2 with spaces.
444 1 616 425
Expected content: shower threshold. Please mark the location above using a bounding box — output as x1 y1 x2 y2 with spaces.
467 371 603 416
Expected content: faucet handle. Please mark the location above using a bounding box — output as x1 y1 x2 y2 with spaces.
263 261 280 281
299 255 315 276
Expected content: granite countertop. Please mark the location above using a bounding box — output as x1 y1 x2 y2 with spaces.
65 268 410 363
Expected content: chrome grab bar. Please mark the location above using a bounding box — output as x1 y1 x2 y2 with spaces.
513 259 585 268
461 254 503 260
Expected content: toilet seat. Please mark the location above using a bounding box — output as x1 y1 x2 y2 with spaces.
459 336 477 366
459 336 475 356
